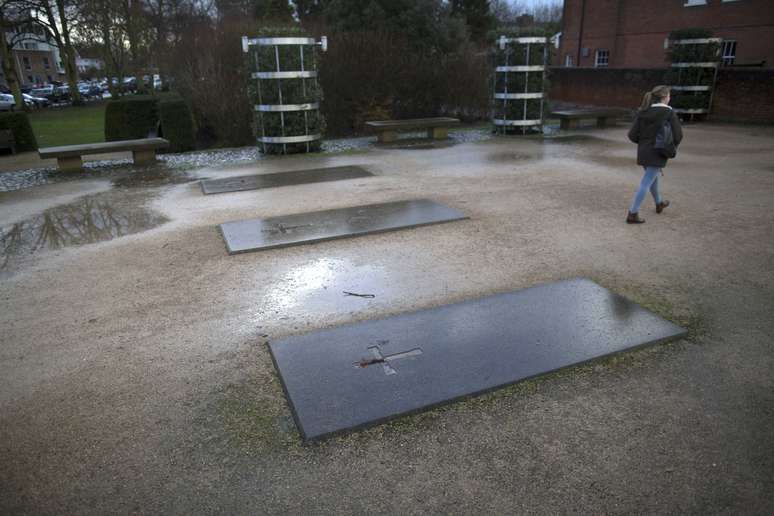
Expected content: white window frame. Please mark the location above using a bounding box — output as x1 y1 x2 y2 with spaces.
721 40 736 66
564 54 573 67
684 0 707 6
594 49 609 68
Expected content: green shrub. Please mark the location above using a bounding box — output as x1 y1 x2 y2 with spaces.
665 66 716 86
667 29 720 65
671 91 712 111
492 36 548 132
669 28 714 40
158 98 196 152
247 26 324 154
0 111 38 152
104 95 159 141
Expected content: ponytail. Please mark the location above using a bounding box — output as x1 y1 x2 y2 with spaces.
639 92 653 112
639 85 672 111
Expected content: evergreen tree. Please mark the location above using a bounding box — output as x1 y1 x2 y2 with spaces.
450 0 494 43
294 0 329 22
323 0 467 53
254 0 294 23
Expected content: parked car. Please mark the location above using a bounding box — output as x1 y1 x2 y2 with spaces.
0 93 16 111
79 83 103 99
23 93 50 108
29 86 54 100
51 85 71 103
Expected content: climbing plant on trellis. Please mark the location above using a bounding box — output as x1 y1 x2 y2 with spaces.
243 29 328 154
492 36 548 135
666 30 721 120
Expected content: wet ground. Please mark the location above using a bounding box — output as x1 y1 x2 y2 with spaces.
1 123 774 514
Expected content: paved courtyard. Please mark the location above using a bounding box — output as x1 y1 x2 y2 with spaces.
1 123 773 513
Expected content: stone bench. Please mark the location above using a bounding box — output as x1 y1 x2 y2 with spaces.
38 137 170 171
365 117 460 143
549 109 628 130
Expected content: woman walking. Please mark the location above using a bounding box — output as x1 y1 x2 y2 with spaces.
626 85 683 224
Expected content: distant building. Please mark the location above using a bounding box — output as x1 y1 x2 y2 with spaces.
76 56 105 74
558 0 774 68
1 24 66 88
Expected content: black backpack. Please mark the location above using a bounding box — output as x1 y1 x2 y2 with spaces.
654 113 677 159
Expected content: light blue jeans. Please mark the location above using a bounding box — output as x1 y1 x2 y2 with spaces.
629 166 662 214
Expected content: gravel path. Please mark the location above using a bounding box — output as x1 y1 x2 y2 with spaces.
1 124 773 514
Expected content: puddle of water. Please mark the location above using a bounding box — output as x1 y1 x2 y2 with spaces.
0 128 497 193
256 257 399 318
542 134 607 145
0 189 168 275
586 154 637 169
379 138 457 151
486 152 536 164
0 160 197 193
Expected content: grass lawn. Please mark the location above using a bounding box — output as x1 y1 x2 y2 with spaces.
28 103 106 148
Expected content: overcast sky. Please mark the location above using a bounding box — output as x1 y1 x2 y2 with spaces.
506 0 563 9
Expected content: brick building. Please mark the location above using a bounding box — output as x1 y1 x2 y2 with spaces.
558 0 774 68
1 25 65 89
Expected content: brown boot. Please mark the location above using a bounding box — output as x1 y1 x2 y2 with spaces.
626 212 645 224
656 200 670 214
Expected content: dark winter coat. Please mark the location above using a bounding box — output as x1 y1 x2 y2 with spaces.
628 105 683 168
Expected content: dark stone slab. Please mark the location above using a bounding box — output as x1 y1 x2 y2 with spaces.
269 278 687 442
200 165 373 195
219 199 467 254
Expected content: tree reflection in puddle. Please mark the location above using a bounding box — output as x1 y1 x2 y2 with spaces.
1 190 169 273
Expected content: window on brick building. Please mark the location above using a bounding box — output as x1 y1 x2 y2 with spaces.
721 40 736 66
43 57 50 69
23 56 31 70
684 0 707 6
595 49 609 67
565 54 574 67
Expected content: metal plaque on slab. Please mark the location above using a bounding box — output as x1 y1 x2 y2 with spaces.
269 278 687 442
200 165 373 195
219 199 467 254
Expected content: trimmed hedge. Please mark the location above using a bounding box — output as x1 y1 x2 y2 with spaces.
158 98 195 152
0 111 38 152
248 26 324 154
105 94 196 151
105 95 159 141
493 36 549 133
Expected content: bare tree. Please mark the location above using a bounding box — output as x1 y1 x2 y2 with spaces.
121 0 149 93
0 0 27 109
77 0 129 97
20 0 83 104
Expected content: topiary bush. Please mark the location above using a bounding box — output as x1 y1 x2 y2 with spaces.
0 112 38 152
158 98 196 152
247 25 324 154
665 29 720 115
492 34 549 134
671 91 712 111
105 96 160 142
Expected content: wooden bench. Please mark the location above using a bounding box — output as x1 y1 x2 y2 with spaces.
549 109 627 130
0 129 16 154
365 117 460 143
38 137 170 172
